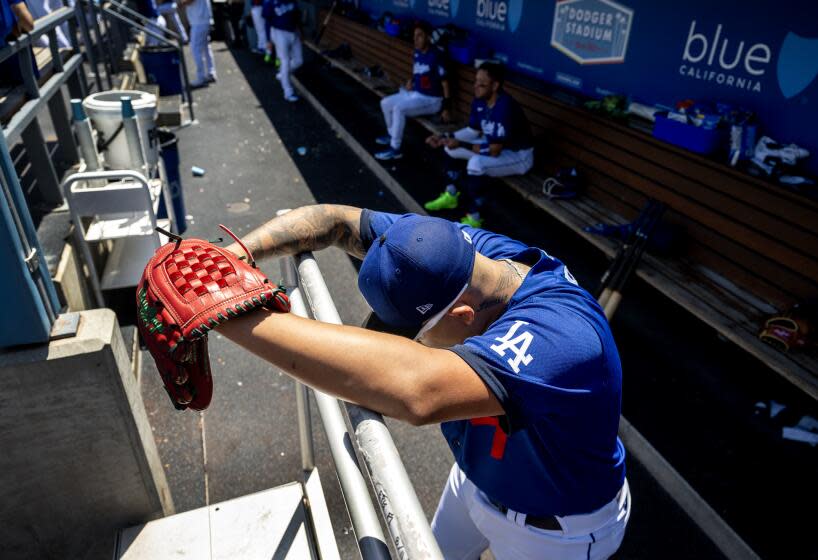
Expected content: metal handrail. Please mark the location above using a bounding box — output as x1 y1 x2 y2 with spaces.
103 0 181 42
288 251 445 559
0 6 75 60
282 256 392 560
98 2 195 121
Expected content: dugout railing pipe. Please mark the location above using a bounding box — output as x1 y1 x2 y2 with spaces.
97 0 195 122
280 255 391 560
282 249 444 560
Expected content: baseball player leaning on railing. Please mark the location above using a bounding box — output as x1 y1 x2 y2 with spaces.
140 204 631 560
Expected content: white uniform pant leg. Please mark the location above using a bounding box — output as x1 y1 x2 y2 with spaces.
290 32 303 71
435 464 632 560
445 127 485 160
189 23 215 82
384 91 442 150
271 28 299 97
250 5 267 50
380 91 405 137
431 463 490 560
466 147 534 177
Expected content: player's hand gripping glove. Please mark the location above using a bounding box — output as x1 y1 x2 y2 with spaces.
137 224 290 410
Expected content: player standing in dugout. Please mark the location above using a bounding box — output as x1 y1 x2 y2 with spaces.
139 203 631 560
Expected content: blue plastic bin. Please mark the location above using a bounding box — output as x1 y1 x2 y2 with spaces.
140 46 184 96
384 21 400 36
652 113 727 155
449 38 491 66
156 130 187 233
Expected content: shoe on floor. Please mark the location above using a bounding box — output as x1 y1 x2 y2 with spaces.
206 75 217 83
424 190 460 211
375 135 391 146
285 93 299 102
190 80 209 89
460 213 484 228
375 147 402 161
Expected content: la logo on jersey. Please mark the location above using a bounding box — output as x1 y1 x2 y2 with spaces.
490 320 534 373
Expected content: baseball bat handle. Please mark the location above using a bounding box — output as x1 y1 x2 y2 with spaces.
603 291 623 320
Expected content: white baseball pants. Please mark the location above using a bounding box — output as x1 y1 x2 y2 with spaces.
444 127 534 177
270 28 303 98
431 463 631 560
381 89 443 150
250 5 267 51
189 23 215 83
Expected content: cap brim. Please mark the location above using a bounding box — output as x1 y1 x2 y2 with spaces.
413 283 468 341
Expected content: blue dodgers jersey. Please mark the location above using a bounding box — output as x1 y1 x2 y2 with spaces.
264 0 298 31
468 91 533 151
136 0 159 19
360 210 626 517
412 48 446 98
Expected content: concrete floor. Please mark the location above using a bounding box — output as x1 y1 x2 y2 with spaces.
136 40 818 560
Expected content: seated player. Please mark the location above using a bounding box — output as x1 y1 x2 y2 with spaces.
375 21 452 161
425 62 533 228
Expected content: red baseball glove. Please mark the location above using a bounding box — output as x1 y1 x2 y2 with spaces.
137 225 290 410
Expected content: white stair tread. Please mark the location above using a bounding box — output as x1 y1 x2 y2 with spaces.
100 233 168 291
86 215 170 242
115 482 316 560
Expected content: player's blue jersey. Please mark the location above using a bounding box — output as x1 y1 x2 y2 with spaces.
360 210 626 517
468 91 533 151
136 0 159 19
412 48 446 98
264 0 298 32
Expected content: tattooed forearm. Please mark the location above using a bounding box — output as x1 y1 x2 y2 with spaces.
229 205 366 261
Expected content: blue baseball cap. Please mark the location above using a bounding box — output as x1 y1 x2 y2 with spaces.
358 215 476 331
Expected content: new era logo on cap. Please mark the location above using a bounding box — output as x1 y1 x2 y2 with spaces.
416 303 434 315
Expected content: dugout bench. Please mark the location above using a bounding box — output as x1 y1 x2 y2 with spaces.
311 12 818 401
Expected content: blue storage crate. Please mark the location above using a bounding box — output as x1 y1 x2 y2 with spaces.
384 21 400 36
653 112 727 155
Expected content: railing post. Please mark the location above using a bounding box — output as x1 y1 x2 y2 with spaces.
0 134 60 340
47 87 80 169
75 0 102 91
18 46 40 100
285 270 392 559
20 121 63 206
295 253 445 559
178 37 195 122
277 231 316 474
86 0 113 88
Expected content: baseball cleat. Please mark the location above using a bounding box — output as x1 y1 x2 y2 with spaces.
424 190 459 211
460 213 484 228
375 148 403 160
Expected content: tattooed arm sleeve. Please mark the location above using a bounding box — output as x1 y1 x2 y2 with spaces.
226 205 367 261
